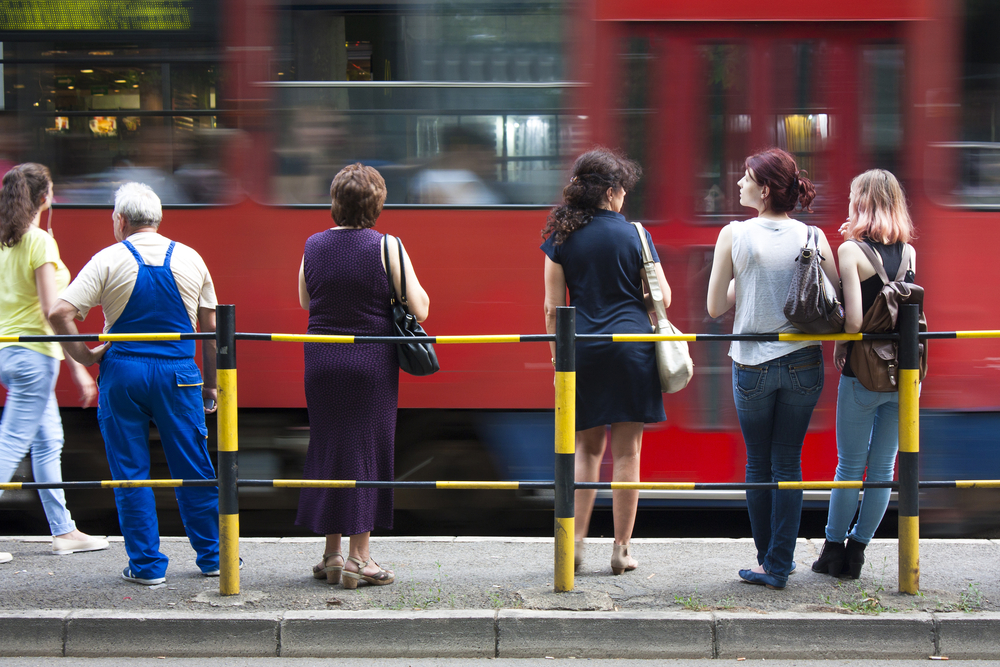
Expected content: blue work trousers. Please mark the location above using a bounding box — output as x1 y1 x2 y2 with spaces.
97 353 219 579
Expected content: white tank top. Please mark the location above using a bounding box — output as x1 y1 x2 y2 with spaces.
729 217 821 366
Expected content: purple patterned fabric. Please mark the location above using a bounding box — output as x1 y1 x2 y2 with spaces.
295 228 397 536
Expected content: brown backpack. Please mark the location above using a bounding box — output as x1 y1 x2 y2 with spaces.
849 241 928 392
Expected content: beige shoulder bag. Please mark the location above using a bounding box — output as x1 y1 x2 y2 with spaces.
632 222 694 394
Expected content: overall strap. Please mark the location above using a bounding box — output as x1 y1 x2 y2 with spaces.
851 240 891 285
120 239 146 266
163 241 177 269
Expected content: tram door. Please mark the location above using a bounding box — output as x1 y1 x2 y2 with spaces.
584 21 907 485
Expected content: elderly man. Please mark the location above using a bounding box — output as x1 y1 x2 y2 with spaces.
50 182 220 585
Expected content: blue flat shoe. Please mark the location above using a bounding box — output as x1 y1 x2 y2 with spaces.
738 568 786 590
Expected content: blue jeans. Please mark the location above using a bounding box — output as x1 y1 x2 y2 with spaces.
733 346 823 583
0 346 76 535
825 374 899 544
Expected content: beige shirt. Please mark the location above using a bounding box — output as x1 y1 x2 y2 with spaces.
60 231 217 332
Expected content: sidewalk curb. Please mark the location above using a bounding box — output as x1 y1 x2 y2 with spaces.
4 609 1000 658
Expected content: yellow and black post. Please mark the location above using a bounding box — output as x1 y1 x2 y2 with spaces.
897 303 920 594
553 306 576 592
216 304 240 595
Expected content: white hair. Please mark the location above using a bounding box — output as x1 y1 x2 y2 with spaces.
114 182 162 228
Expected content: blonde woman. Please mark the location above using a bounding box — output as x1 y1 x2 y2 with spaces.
812 169 916 579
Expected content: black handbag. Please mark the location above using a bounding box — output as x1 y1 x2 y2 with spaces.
783 225 845 334
384 235 439 376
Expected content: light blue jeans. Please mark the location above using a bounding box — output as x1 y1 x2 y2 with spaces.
0 346 76 535
825 374 899 545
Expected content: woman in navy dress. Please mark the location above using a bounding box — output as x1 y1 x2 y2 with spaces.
541 148 669 575
296 164 429 589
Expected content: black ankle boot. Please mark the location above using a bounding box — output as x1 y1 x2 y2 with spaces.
811 539 846 576
842 537 867 579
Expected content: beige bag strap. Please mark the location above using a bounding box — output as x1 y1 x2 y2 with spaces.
632 222 668 324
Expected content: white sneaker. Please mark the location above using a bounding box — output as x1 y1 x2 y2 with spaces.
0 552 11 564
122 566 166 586
52 535 110 555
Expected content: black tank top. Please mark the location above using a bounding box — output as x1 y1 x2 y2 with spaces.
844 240 915 378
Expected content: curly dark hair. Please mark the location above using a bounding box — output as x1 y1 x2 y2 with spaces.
745 148 816 213
330 163 387 228
542 148 642 245
0 163 51 248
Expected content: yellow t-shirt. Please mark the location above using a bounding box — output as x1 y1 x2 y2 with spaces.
0 226 69 359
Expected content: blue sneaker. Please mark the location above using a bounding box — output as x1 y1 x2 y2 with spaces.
202 558 244 577
738 568 786 589
122 566 165 586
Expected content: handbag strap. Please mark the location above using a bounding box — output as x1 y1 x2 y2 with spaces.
396 237 409 306
383 234 409 310
632 222 668 323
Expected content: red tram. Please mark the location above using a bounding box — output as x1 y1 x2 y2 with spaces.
1 0 998 534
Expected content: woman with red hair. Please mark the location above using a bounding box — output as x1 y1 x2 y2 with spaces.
707 148 839 589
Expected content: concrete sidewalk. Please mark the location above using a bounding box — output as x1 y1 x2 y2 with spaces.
0 536 998 658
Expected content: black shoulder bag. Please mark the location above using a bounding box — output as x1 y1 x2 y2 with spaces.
384 235 439 376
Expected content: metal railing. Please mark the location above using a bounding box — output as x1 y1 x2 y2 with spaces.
3 303 998 597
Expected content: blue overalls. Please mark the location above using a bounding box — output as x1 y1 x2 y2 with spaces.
97 239 219 579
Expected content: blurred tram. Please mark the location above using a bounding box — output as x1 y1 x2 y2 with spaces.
1 0 999 535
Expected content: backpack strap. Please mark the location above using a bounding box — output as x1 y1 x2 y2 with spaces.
895 243 914 282
851 239 891 285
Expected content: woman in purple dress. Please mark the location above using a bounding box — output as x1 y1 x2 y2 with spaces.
296 164 430 589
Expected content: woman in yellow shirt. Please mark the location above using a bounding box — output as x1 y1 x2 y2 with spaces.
0 163 109 563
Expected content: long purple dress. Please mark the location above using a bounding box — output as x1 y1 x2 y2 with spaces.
295 227 397 535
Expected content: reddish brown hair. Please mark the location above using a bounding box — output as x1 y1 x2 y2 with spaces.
330 163 387 229
0 163 51 248
745 148 816 214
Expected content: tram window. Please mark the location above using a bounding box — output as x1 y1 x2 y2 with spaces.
698 43 750 219
0 42 236 204
2 42 236 204
860 45 904 175
268 3 576 206
931 0 1000 207
771 41 830 209
615 36 653 221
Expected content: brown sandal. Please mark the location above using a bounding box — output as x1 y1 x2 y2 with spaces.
342 556 394 589
312 552 344 584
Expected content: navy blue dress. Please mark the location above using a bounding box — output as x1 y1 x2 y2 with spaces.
541 209 666 430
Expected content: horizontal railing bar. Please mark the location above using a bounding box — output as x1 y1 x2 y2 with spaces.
0 333 215 343
238 333 556 344
3 331 996 345
1 479 218 490
244 479 555 490
258 80 587 89
9 479 996 491
577 480 1000 490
